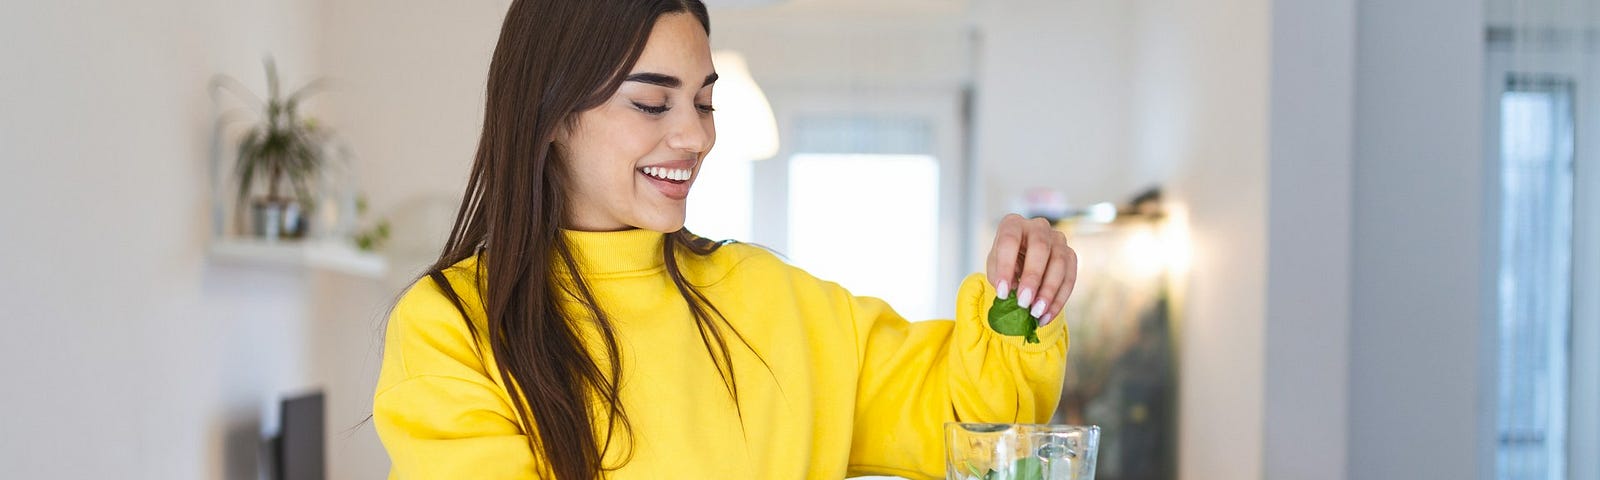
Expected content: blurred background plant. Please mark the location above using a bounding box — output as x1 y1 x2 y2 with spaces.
352 194 391 252
211 56 329 240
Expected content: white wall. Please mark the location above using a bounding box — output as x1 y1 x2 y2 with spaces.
1263 0 1355 479
0 1 335 478
971 0 1139 222
315 0 505 252
1350 0 1490 478
1128 0 1270 478
1130 2 1491 479
1118 0 1501 478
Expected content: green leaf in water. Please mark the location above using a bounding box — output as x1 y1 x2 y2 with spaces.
987 294 1041 344
1013 457 1045 480
965 460 985 479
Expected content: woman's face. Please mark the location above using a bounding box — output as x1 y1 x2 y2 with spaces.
557 13 717 233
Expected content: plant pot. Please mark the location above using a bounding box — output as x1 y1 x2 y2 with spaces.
251 198 309 240
251 199 283 240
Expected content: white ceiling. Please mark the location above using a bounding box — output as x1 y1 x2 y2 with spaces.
705 0 969 16
700 0 788 8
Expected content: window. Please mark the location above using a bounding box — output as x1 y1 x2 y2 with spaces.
685 150 754 242
774 113 947 322
1495 75 1576 480
787 153 941 321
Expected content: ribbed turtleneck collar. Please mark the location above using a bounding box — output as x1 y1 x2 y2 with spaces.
559 228 668 276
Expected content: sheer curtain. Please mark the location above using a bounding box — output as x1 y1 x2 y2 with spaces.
1487 0 1599 478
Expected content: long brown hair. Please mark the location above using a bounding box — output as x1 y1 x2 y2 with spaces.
420 1 755 478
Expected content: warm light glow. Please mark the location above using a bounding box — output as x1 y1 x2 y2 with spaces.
1111 205 1192 282
710 51 779 160
1088 202 1118 223
1160 203 1192 276
1122 227 1166 279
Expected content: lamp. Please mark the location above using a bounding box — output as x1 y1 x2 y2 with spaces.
710 51 779 160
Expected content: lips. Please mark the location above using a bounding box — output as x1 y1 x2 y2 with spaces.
637 159 697 200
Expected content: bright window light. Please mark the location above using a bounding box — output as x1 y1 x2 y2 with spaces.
787 153 940 321
1495 79 1575 480
685 150 753 242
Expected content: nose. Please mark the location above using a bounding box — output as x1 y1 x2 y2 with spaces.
665 109 714 154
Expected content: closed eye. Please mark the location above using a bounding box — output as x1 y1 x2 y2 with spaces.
632 102 669 115
633 101 716 116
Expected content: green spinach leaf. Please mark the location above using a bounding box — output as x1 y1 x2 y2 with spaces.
987 294 1041 344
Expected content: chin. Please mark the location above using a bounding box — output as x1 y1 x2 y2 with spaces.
632 215 685 234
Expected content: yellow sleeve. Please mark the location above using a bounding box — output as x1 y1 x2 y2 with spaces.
844 273 1069 479
372 279 543 479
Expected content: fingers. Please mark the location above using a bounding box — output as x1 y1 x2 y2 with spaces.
986 214 1025 298
987 214 1079 324
1031 234 1069 320
1014 217 1052 314
1040 243 1078 325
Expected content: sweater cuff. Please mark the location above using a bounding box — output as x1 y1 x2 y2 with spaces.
957 273 1069 353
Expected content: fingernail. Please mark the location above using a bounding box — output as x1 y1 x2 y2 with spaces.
997 280 1009 299
1030 300 1047 319
1018 287 1034 307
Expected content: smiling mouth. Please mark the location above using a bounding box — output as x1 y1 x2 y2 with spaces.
639 166 692 184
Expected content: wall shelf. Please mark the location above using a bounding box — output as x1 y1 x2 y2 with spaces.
208 238 388 278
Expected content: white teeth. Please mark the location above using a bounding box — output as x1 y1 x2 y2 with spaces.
642 166 691 181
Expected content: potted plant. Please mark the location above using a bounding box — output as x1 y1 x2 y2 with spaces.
212 57 328 240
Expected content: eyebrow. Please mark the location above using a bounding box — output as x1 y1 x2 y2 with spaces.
623 72 719 89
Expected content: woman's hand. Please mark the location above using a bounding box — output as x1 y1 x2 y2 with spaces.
986 214 1078 326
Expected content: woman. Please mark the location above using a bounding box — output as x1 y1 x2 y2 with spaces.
371 0 1078 478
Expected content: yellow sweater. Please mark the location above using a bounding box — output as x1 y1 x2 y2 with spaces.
373 229 1068 479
